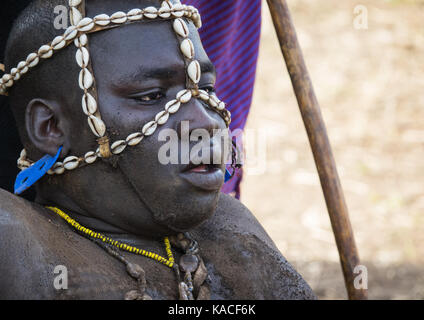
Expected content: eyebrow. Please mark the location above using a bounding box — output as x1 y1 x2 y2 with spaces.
113 60 216 88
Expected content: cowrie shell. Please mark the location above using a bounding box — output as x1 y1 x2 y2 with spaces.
52 36 66 50
165 100 181 114
26 53 39 68
71 7 82 25
187 60 201 84
63 156 79 170
10 68 19 81
126 132 143 146
127 9 143 20
94 14 111 26
53 162 65 175
79 69 93 90
38 45 53 59
208 95 220 108
2 74 11 82
17 61 28 74
172 4 184 17
64 26 78 40
18 159 31 168
210 95 220 104
217 101 226 111
3 74 13 87
69 0 82 7
193 14 202 29
173 18 189 38
142 121 157 136
88 115 106 137
20 149 27 159
176 89 192 103
76 47 89 67
111 11 127 24
208 98 218 108
144 7 158 19
159 2 171 18
111 140 127 154
82 93 97 115
155 110 169 125
198 89 209 101
180 39 194 59
161 1 172 9
84 151 97 164
77 18 95 32
75 34 88 47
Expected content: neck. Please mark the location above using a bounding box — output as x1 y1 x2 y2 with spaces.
35 186 176 244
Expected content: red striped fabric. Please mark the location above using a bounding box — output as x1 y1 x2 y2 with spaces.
183 0 262 198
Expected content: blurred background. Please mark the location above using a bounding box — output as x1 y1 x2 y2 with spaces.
241 0 424 299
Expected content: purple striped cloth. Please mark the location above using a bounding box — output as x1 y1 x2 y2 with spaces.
183 0 262 199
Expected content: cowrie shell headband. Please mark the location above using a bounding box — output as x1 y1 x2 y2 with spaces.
0 0 231 175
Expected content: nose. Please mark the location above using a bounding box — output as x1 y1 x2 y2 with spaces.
175 97 223 139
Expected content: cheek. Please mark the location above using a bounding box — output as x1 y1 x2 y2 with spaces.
117 131 180 192
115 128 221 231
99 97 153 139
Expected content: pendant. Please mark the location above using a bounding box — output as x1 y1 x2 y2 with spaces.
14 146 62 195
179 254 199 273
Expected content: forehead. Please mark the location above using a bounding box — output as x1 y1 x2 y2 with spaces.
87 0 166 15
88 19 210 88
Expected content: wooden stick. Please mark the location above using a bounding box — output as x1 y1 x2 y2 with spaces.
266 0 367 300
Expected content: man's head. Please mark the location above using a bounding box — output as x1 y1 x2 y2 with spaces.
3 0 232 237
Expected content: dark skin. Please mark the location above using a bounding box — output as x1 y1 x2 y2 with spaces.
0 0 316 299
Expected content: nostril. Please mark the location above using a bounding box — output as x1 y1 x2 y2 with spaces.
175 98 222 139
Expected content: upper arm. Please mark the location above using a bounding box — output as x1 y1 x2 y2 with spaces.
0 189 54 299
196 193 317 300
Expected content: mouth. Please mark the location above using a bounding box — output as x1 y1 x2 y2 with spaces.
179 163 224 191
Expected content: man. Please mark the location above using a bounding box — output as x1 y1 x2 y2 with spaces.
0 0 261 199
0 0 315 300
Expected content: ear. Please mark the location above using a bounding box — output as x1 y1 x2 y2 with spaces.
25 99 69 157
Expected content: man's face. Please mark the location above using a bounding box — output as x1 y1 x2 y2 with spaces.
59 5 228 235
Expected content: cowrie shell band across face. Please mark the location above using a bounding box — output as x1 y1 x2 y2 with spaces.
2 0 232 175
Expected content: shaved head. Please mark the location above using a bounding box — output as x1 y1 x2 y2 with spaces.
3 0 228 235
5 0 81 156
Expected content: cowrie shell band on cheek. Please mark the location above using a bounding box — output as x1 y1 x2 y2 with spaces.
5 0 231 176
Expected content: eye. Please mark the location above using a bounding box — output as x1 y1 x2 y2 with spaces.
201 85 216 95
131 90 165 104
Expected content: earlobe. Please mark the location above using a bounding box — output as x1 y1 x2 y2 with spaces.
25 99 68 157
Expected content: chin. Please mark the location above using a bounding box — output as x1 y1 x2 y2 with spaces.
153 188 221 232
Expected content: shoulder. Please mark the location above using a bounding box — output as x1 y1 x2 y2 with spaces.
0 189 44 297
0 187 55 244
0 187 50 248
0 188 85 299
194 193 316 300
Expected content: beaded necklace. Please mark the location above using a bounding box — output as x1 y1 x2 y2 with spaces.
46 206 210 300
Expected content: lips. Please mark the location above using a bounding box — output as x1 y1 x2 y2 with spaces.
187 164 211 173
180 162 224 191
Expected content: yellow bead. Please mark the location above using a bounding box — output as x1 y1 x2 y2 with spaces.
46 207 177 269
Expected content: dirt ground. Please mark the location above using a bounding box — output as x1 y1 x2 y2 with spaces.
241 0 424 299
